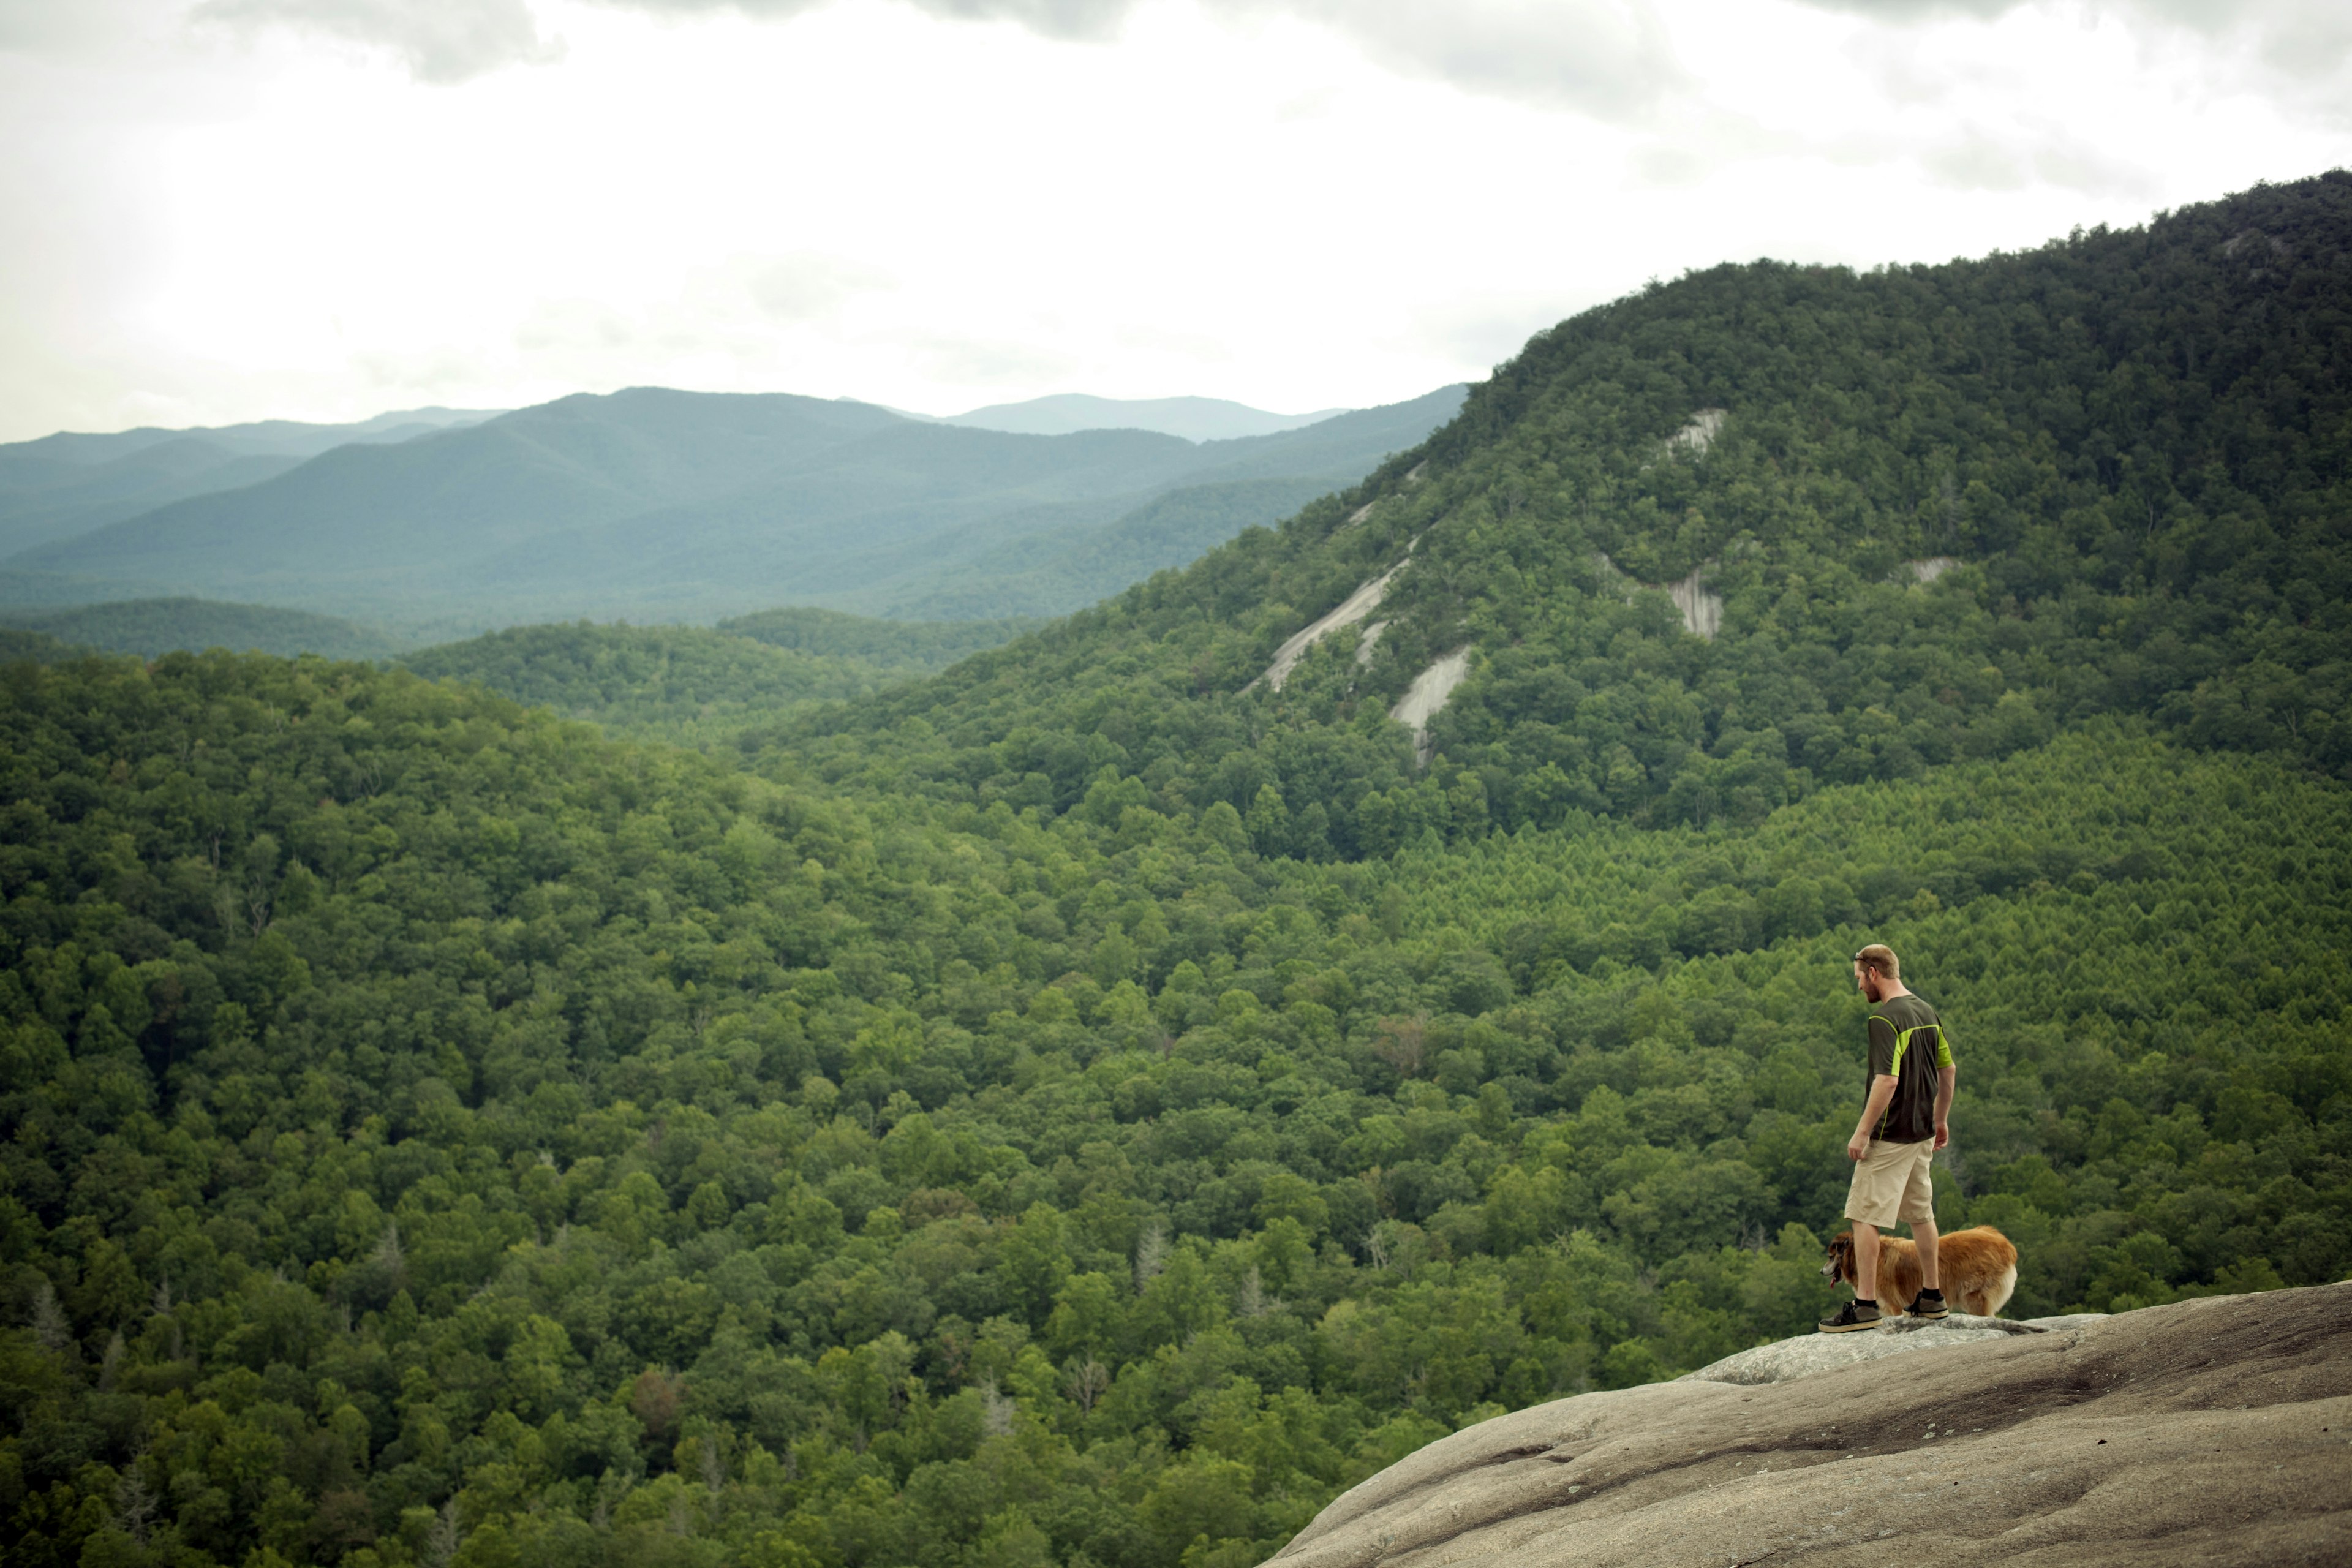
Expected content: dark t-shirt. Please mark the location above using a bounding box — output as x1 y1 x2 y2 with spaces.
1865 992 1953 1145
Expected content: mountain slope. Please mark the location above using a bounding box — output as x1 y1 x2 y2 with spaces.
0 406 498 559
0 441 305 557
15 390 911 603
776 174 2351 849
10 387 1465 627
401 612 1038 747
0 597 402 660
0 173 2346 1568
1 405 496 469
843 388 1473 619
715 605 1043 663
0 653 2342 1568
943 392 1348 440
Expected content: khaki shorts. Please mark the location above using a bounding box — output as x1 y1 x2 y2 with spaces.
1845 1137 1936 1227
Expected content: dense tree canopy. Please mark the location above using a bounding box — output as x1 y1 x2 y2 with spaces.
773 174 2349 846
401 625 914 751
3 173 2349 1568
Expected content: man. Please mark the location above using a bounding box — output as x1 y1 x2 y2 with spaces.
1819 943 1956 1332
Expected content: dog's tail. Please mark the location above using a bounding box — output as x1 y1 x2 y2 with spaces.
1980 1226 2018 1316
1972 1225 2019 1268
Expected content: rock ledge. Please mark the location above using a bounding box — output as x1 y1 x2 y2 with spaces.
1268 1282 2351 1567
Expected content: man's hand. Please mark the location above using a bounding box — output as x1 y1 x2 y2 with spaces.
1933 1120 1950 1150
1851 1074 1898 1162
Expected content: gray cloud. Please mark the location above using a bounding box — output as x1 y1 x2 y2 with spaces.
1918 125 2158 196
596 0 1684 119
1802 0 2352 81
590 0 2352 121
595 0 1128 42
742 253 895 320
158 0 2351 110
2136 0 2352 84
191 0 559 82
1795 0 2020 17
1250 1 1683 120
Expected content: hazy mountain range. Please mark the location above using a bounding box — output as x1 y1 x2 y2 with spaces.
0 386 1463 635
0 406 498 562
930 393 1348 441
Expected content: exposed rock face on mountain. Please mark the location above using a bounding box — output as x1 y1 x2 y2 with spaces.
1268 1283 2352 1567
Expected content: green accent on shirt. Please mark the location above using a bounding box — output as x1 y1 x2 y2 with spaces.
1865 992 1953 1144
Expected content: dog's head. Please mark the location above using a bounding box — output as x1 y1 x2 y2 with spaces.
1822 1231 1856 1284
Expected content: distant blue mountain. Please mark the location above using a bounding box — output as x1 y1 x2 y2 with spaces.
0 405 499 557
939 393 1349 442
7 385 1467 627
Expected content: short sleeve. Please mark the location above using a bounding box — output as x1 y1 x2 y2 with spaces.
1867 1014 1898 1079
1934 1025 1954 1068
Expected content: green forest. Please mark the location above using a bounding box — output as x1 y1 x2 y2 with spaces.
0 601 403 665
399 616 1036 753
2 173 2348 1568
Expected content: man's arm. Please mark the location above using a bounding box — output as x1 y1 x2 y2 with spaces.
1932 1064 1957 1150
1848 1074 1898 1161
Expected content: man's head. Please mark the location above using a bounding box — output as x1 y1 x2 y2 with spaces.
1853 944 1899 1002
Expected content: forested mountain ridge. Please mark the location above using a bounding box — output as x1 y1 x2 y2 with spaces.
938 396 1346 442
0 600 404 663
0 409 497 560
779 174 2348 843
1 653 2343 1568
9 387 1464 629
399 616 1041 750
1 172 2347 1568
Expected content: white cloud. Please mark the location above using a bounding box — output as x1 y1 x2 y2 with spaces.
0 0 2346 442
597 0 1686 119
190 0 561 81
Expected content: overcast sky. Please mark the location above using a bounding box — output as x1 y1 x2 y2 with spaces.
1 0 2346 441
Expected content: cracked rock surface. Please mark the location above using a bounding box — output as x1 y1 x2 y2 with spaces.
1267 1281 2351 1567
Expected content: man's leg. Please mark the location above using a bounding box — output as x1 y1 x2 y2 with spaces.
1912 1216 1940 1291
1852 1221 1880 1300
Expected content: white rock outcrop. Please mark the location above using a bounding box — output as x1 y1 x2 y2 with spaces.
1249 565 1406 693
1662 564 1721 640
1598 552 1722 641
1266 1283 2351 1568
1671 408 1726 453
1390 647 1472 767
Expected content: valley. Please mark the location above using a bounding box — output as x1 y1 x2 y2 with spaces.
1 172 2346 1568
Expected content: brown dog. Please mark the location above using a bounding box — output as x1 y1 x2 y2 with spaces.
1822 1226 2018 1317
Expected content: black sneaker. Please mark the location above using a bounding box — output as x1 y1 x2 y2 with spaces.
1907 1289 1949 1319
1818 1300 1882 1333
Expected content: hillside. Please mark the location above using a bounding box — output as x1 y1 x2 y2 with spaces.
0 407 497 559
714 606 1044 665
9 386 1464 628
0 628 80 663
0 597 404 661
777 173 2351 843
0 172 2347 1568
0 656 2342 1568
401 614 1037 747
866 390 1471 620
